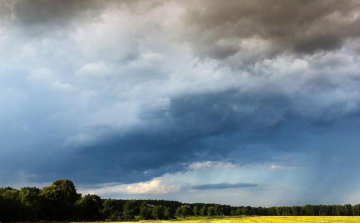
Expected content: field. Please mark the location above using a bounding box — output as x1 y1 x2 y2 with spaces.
134 217 360 223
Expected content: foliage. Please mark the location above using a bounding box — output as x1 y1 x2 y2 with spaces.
76 194 103 221
152 205 165 219
102 198 118 219
176 205 192 219
139 201 153 220
122 200 137 220
2 179 360 222
193 206 199 217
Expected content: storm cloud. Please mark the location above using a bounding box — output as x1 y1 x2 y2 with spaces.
182 0 360 61
1 0 360 206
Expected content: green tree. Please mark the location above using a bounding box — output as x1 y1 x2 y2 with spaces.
353 204 360 216
200 205 208 216
208 206 215 216
19 187 41 221
164 207 172 219
344 204 353 216
235 207 242 216
0 187 22 222
231 209 236 216
176 207 182 218
101 199 118 220
110 211 122 221
176 205 191 219
123 200 137 220
139 201 153 220
76 194 102 221
193 206 199 218
152 205 165 219
40 179 81 221
214 204 223 216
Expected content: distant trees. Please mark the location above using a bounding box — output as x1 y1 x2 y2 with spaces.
152 205 165 219
40 179 81 221
0 187 22 222
19 187 41 221
193 206 199 217
122 200 137 220
2 179 360 222
139 202 172 220
200 205 208 216
101 198 118 220
353 204 360 216
76 194 102 221
164 207 172 219
207 206 215 216
176 205 192 219
0 180 83 222
139 201 153 220
214 204 224 216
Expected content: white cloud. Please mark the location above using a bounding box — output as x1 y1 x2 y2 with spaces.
189 161 240 170
79 179 181 196
127 179 180 194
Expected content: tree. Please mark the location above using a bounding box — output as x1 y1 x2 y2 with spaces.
76 194 102 221
235 207 242 216
19 187 41 221
200 205 208 216
110 211 122 221
175 207 182 218
101 199 118 220
40 179 81 221
353 204 360 216
304 205 315 216
152 205 165 219
139 201 153 220
164 207 172 219
0 187 22 222
0 194 3 221
176 205 191 219
208 206 215 216
231 209 236 216
123 200 137 220
344 204 353 216
214 204 223 216
5 178 360 221
193 206 199 218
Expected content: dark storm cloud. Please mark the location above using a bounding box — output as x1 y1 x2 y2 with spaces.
0 89 292 184
0 0 104 26
182 0 360 60
71 90 293 183
1 72 357 186
30 86 357 184
0 0 163 28
192 183 257 190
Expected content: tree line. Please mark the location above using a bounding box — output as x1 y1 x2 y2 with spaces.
1 179 360 222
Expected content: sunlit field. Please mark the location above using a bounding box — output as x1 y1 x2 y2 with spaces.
129 217 360 223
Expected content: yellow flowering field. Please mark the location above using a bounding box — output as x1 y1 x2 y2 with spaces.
134 217 360 223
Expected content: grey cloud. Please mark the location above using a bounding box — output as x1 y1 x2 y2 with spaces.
3 60 360 185
0 0 164 29
0 89 294 184
181 0 360 62
0 0 105 26
29 84 359 184
192 183 258 190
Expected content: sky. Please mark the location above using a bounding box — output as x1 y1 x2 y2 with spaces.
1 0 360 206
